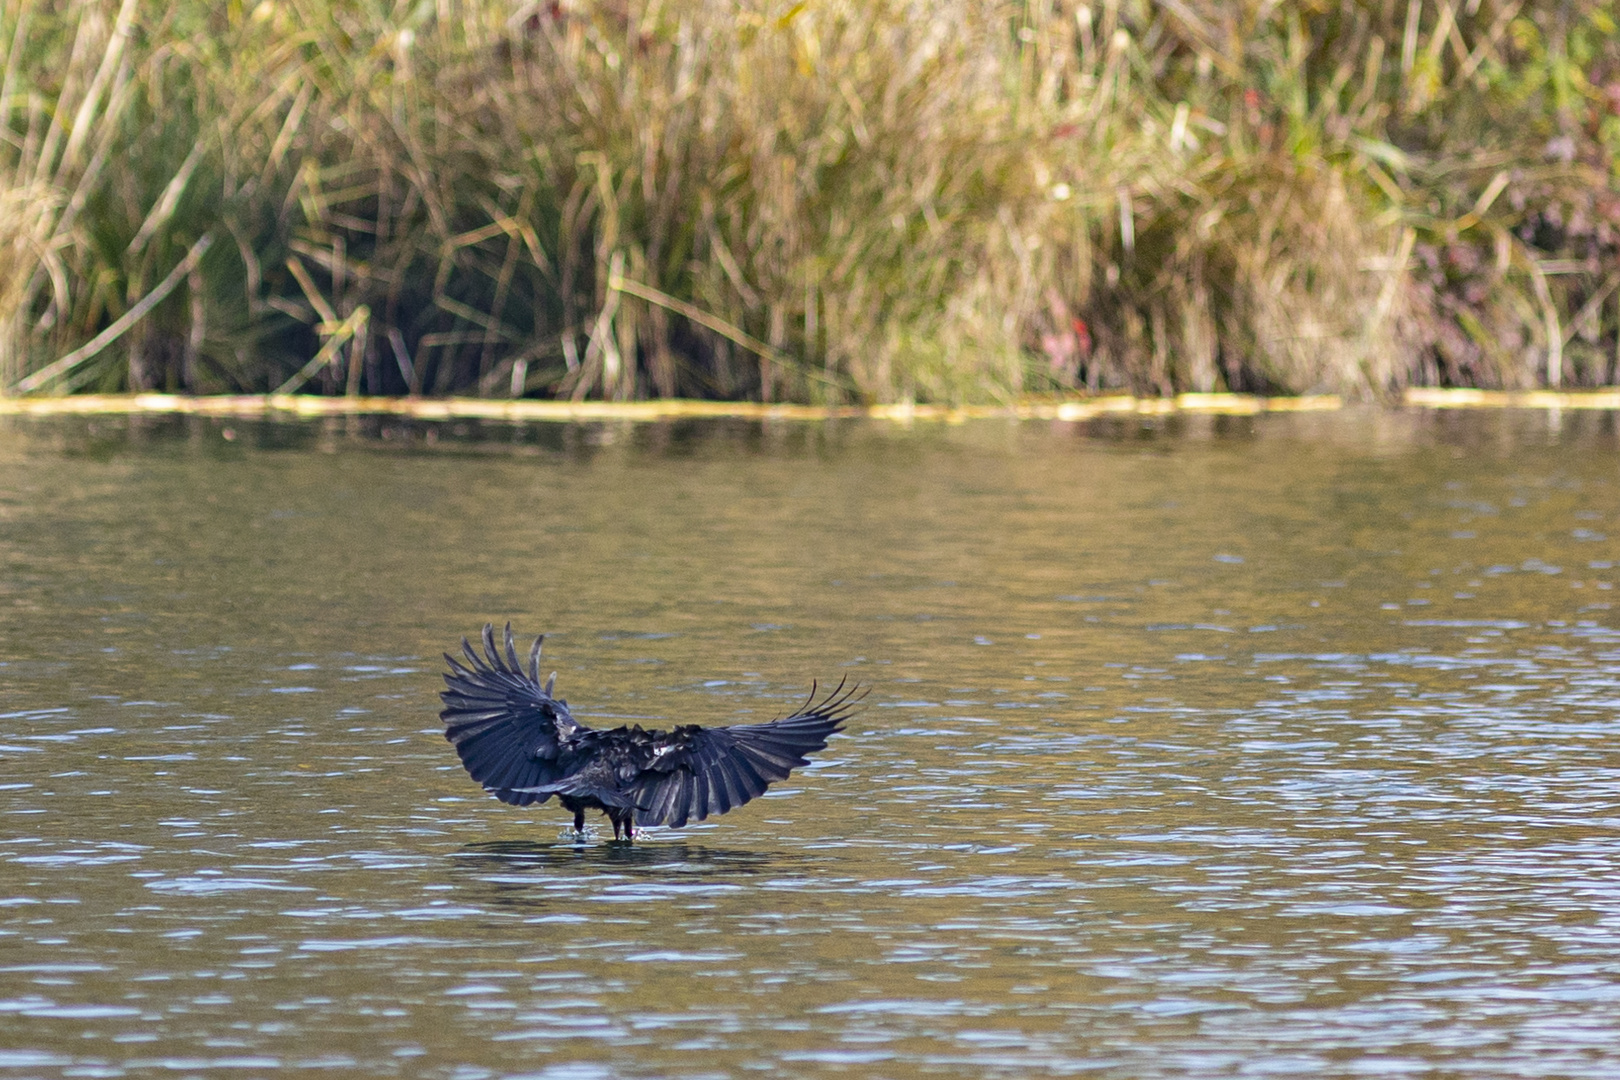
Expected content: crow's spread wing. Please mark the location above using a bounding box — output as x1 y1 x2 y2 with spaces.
441 624 576 806
628 680 862 827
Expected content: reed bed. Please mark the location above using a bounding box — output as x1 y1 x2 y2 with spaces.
2 0 1618 403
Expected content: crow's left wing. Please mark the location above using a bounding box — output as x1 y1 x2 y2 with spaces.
441 624 576 805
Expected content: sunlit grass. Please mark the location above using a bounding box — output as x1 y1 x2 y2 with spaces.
2 0 1617 402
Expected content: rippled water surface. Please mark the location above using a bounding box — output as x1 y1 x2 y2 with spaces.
4 408 1620 1078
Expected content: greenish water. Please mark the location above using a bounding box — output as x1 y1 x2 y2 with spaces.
3 408 1620 1078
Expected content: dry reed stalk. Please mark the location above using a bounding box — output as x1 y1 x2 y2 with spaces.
15 231 213 392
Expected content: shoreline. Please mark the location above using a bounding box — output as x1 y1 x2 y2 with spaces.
3 389 1619 424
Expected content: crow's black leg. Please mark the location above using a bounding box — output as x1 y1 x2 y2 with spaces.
624 813 635 841
611 814 623 841
573 808 585 832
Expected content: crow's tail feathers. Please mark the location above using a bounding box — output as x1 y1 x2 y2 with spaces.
503 776 637 809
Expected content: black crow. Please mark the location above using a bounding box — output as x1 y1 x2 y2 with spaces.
440 624 860 840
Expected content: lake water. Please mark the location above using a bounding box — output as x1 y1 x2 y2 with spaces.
3 407 1620 1078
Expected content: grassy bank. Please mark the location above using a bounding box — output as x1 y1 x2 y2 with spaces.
3 0 1618 403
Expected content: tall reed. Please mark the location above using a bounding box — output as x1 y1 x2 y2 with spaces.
2 0 1616 401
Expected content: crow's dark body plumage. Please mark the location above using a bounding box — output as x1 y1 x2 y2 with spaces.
440 625 859 839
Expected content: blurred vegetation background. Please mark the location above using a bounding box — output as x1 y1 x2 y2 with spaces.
2 0 1618 403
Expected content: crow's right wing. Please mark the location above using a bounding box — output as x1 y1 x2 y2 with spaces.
440 624 573 806
628 680 861 827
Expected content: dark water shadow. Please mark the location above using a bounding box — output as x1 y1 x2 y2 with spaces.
452 838 789 878
450 840 795 914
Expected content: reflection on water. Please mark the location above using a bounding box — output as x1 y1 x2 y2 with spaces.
452 841 791 916
3 407 1620 1077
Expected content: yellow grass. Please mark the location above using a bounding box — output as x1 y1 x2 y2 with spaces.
4 2 1618 403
